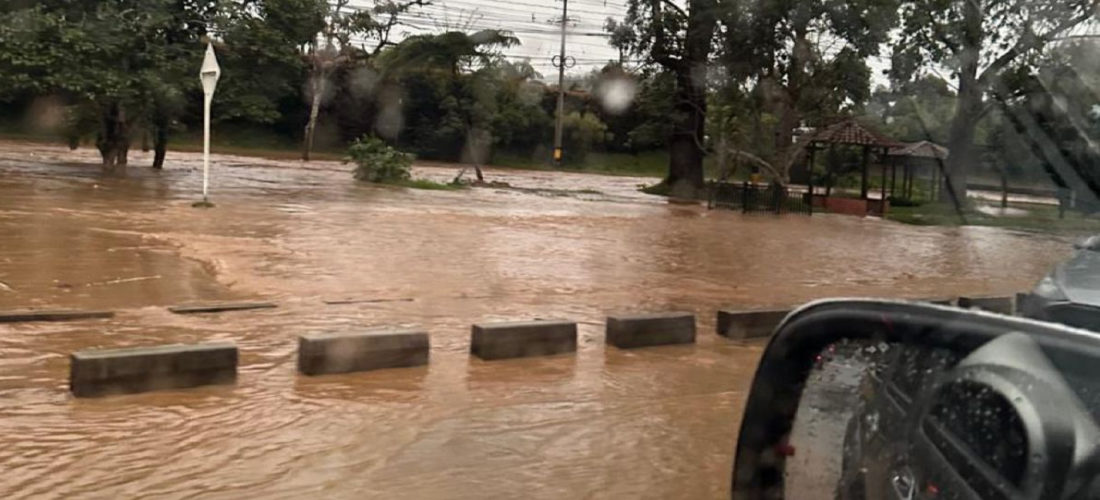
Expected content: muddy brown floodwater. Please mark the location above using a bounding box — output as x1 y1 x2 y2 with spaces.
0 141 1079 499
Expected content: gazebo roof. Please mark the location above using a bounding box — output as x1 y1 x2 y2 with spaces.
807 119 905 148
888 140 950 160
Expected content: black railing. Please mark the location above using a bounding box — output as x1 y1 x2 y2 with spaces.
707 181 812 215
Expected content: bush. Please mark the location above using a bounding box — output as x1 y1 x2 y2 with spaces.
561 112 608 164
348 136 413 183
888 196 924 207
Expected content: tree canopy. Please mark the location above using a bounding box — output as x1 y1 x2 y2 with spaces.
890 0 1098 199
0 0 1097 202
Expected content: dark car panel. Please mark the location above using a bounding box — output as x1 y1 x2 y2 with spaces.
1056 251 1100 304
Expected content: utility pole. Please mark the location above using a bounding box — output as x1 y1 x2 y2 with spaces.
551 0 570 166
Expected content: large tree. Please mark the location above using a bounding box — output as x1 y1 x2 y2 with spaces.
864 76 957 143
300 0 427 161
616 0 719 195
891 0 1098 200
0 1 191 171
0 0 325 171
213 0 325 130
990 38 1100 208
719 0 898 182
377 30 521 178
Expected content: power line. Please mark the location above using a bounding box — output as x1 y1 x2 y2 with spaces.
395 18 611 37
395 20 612 40
436 0 625 19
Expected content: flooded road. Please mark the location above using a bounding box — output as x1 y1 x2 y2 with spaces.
0 141 1078 498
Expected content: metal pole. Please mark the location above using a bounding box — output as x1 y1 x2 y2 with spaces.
203 93 212 202
552 0 568 166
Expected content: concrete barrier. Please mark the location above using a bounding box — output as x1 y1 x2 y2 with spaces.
717 309 790 340
918 298 955 306
298 329 429 375
70 342 237 397
958 295 1014 315
0 310 114 323
471 320 577 360
168 302 277 314
1016 292 1037 316
606 312 695 348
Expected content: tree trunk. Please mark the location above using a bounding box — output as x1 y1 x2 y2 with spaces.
716 134 729 180
943 83 981 204
302 72 326 162
772 30 807 183
96 103 130 174
941 0 982 204
667 129 705 194
152 123 168 169
772 94 799 182
662 0 716 196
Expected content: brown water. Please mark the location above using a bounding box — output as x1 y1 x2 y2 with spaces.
0 141 1078 499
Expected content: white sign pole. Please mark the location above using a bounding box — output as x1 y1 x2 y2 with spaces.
199 43 221 205
203 92 212 201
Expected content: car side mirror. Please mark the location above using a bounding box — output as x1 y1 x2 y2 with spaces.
731 299 1100 499
1073 236 1098 250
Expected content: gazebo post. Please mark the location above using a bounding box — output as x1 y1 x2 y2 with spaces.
807 146 816 215
905 163 914 199
890 161 897 197
860 145 870 199
880 154 888 204
826 144 834 197
932 163 940 201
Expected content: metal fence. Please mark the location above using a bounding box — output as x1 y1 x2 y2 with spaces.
707 181 813 215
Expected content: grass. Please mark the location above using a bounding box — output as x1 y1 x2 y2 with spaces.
1 126 676 179
387 178 464 190
887 201 1100 232
356 176 465 191
0 127 348 162
492 150 669 177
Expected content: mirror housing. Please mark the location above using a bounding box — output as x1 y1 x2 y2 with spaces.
914 332 1100 498
731 299 1100 499
1072 235 1099 250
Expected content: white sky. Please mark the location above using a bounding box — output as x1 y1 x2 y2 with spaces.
350 0 628 78
347 0 904 86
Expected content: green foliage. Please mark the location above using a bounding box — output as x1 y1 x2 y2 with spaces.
378 33 549 163
890 0 1094 86
890 0 1097 195
888 202 1100 232
214 0 326 125
494 150 668 177
561 112 608 163
0 0 328 167
863 76 956 143
623 70 676 151
888 196 924 207
348 135 413 182
397 178 463 190
378 29 519 77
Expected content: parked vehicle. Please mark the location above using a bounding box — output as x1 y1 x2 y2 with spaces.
1020 236 1100 331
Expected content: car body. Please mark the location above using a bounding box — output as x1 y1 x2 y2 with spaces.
1020 235 1100 331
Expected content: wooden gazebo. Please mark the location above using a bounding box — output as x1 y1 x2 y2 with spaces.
797 119 905 206
886 141 949 202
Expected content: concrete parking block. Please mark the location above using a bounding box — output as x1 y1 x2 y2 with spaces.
298 329 429 375
471 320 577 360
606 312 695 348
